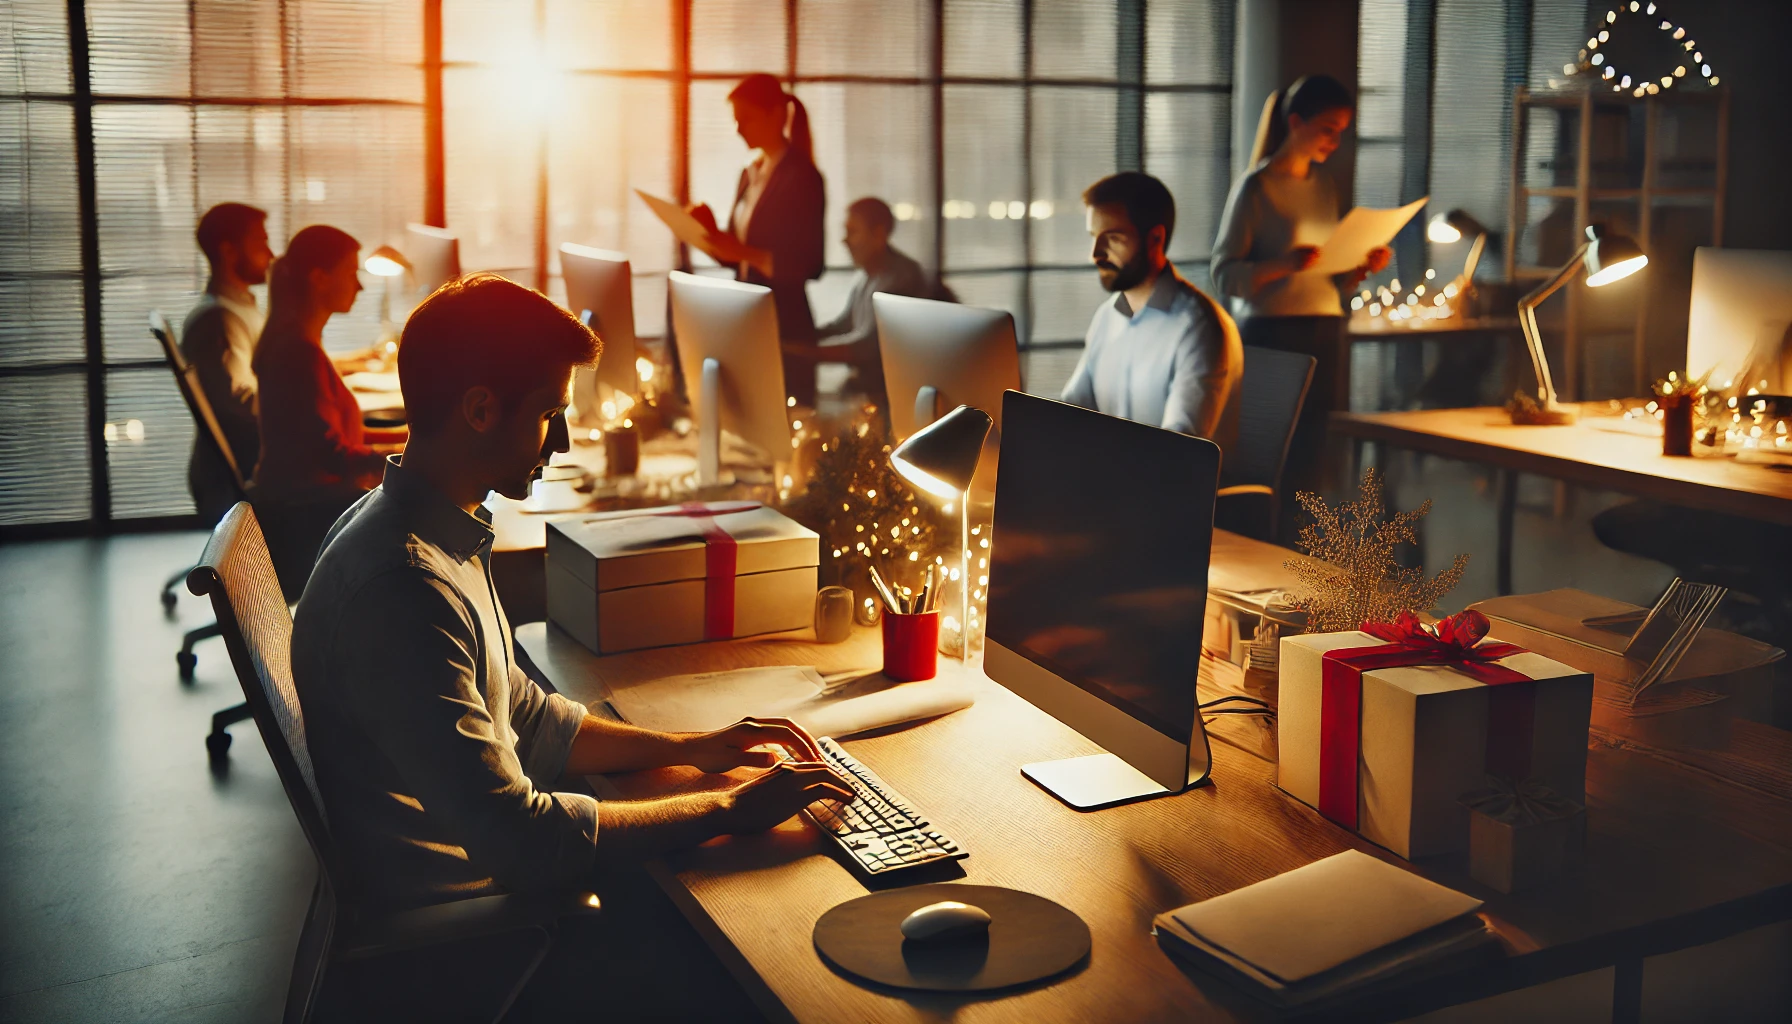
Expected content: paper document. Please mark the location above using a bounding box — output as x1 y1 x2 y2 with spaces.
1169 849 1481 984
1309 197 1427 276
636 189 720 255
605 664 977 738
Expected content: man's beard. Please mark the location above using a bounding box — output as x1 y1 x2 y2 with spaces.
235 253 268 287
1095 251 1151 293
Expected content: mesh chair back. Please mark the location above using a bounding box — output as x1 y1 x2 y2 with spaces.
187 502 339 885
1220 346 1316 492
152 312 249 497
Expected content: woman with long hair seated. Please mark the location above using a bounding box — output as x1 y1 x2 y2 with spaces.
250 224 403 599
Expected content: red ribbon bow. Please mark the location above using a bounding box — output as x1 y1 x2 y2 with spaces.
603 502 761 641
1317 610 1536 831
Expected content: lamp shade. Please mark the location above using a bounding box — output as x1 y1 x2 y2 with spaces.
889 404 991 499
1426 208 1490 244
364 245 411 277
1582 224 1647 287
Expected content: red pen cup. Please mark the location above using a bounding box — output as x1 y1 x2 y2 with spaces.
881 610 940 682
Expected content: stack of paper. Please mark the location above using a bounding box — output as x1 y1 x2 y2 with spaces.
605 665 976 739
1153 850 1492 1010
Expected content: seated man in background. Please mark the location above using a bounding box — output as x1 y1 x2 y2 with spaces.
182 202 272 523
292 274 851 1008
1061 172 1241 447
789 196 944 408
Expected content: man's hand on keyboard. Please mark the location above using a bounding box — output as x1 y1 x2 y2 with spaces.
721 761 856 834
681 716 830 773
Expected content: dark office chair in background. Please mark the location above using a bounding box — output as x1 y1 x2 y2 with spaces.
187 502 600 1023
153 313 256 760
1215 346 1316 543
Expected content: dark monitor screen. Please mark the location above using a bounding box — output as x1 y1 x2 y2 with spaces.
985 392 1219 742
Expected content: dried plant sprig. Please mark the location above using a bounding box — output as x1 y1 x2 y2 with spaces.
1283 468 1469 633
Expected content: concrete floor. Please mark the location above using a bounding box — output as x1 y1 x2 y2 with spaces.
1 470 1785 1022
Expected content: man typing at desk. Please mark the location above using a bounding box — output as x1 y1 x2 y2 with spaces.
292 273 853 918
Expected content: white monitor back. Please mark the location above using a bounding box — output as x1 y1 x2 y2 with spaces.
1688 247 1792 394
561 243 640 402
668 270 790 465
876 293 1022 439
405 223 460 296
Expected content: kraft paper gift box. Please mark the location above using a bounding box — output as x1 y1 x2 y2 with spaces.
1461 778 1586 894
1278 612 1594 860
546 502 819 655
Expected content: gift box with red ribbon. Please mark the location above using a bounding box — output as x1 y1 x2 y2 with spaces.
546 502 819 654
1277 611 1593 859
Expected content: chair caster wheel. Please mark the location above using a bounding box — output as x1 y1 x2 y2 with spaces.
161 590 178 613
177 651 198 680
206 731 231 761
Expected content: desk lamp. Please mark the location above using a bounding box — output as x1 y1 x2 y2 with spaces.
363 245 412 346
889 404 992 662
1427 209 1494 316
1514 224 1648 425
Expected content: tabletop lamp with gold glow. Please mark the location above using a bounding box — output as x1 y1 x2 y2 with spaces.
1513 224 1648 424
363 245 412 346
889 404 992 662
1426 209 1493 316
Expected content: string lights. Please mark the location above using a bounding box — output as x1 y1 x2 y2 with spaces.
1563 3 1719 97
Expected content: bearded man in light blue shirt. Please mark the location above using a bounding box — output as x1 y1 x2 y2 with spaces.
1060 172 1241 447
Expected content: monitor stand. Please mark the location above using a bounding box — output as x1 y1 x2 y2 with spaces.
913 385 939 430
698 356 721 487
1021 753 1171 810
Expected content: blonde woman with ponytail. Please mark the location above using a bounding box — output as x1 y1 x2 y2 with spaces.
1211 74 1388 531
687 73 828 405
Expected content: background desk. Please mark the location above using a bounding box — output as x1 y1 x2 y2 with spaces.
1329 408 1792 594
1346 316 1524 411
514 531 1792 1023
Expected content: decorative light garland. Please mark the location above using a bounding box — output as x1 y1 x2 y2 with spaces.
1563 3 1719 97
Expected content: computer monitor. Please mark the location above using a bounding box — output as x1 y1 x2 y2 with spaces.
875 293 1021 439
404 223 460 297
560 244 640 421
984 390 1218 809
667 270 790 485
1687 247 1792 394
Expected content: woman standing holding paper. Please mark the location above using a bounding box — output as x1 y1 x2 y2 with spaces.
687 73 827 407
1211 75 1388 526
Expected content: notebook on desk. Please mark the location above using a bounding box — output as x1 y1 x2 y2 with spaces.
1153 850 1493 1010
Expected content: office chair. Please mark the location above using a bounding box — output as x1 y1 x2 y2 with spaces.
187 502 600 1023
152 312 254 756
1215 346 1316 543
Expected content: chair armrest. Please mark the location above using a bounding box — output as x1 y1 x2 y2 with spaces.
1216 484 1274 498
339 890 601 960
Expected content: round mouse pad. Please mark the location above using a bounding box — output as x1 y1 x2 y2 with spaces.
813 884 1090 992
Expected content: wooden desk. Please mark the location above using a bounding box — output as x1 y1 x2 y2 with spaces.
515 530 1792 1024
1329 408 1792 594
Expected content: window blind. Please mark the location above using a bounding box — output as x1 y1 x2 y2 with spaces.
0 0 422 529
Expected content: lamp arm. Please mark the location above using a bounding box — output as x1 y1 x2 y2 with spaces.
1461 232 1487 285
1516 241 1589 406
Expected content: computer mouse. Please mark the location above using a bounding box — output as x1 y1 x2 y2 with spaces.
900 900 992 942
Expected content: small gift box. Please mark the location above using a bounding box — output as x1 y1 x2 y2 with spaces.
546 502 819 654
1461 778 1586 893
1279 611 1593 859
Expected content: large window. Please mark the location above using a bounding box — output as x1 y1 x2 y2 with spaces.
444 0 1236 398
0 0 422 531
1 0 1234 531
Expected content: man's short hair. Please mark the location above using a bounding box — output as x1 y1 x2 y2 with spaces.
399 273 600 435
195 202 267 263
1082 172 1176 249
847 197 895 235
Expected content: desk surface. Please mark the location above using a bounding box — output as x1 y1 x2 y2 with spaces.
1347 315 1522 339
1330 407 1792 526
517 529 1792 1023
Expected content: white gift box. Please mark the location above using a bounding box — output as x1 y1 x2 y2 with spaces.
546 502 819 654
1278 629 1592 860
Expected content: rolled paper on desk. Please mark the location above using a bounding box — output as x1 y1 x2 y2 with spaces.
794 676 977 738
